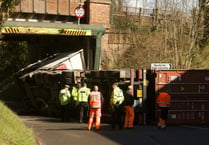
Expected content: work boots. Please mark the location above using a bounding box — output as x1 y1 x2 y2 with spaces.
157 118 166 129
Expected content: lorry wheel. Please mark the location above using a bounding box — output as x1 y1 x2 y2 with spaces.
35 97 48 115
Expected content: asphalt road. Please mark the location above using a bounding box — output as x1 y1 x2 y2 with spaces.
20 115 209 145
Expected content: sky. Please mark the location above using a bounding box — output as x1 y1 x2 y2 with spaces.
124 0 155 8
124 0 199 9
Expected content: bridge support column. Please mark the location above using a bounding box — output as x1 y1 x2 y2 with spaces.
94 32 102 70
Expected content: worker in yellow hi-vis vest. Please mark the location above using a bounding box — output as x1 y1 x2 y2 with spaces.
110 82 124 130
77 82 90 123
71 82 81 120
58 84 71 122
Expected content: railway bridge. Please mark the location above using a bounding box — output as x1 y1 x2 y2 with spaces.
1 0 111 70
2 1 209 126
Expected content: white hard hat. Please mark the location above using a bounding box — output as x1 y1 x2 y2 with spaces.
65 85 70 88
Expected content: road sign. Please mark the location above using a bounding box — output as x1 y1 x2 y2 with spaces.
74 6 85 18
151 63 172 70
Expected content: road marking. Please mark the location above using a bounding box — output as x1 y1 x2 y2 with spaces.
182 125 209 131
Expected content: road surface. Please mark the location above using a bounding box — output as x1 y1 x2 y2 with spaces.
20 115 209 145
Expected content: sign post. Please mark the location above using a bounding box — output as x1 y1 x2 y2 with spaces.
74 6 85 25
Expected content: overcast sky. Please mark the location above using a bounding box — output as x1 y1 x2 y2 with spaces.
124 0 199 9
124 0 155 8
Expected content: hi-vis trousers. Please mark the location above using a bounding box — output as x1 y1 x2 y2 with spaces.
88 108 101 130
124 106 135 128
158 107 169 129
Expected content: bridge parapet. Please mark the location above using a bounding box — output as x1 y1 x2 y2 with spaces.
10 0 86 23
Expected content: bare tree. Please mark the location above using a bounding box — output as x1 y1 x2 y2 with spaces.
198 0 209 46
105 0 209 69
154 0 208 68
112 0 124 13
0 0 20 38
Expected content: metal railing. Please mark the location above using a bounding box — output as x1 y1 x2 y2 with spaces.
122 6 155 17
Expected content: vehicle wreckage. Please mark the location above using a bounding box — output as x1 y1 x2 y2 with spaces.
15 49 144 117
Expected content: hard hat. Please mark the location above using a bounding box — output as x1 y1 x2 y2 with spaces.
65 84 70 88
128 85 133 90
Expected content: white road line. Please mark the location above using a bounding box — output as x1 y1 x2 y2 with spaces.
182 125 209 131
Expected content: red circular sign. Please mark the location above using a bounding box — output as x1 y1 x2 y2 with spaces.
74 6 85 18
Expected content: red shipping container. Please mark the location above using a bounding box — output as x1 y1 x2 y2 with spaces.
155 70 209 125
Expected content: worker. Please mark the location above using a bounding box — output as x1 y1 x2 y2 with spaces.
72 82 81 106
123 85 136 129
110 82 124 130
88 85 103 131
58 84 71 122
156 92 171 129
71 82 81 120
78 82 90 123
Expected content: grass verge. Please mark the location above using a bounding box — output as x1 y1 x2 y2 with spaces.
0 100 37 145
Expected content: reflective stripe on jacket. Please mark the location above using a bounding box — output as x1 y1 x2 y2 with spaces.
111 87 124 105
89 91 102 109
78 87 90 102
59 88 71 105
157 92 171 107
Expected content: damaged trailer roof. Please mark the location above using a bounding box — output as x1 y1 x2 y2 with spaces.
16 49 86 76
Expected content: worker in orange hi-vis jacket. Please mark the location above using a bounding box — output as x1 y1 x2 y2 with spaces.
156 92 171 129
88 85 103 131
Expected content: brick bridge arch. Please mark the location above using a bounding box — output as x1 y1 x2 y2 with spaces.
1 0 111 70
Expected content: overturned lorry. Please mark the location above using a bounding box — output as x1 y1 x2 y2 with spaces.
15 49 145 120
15 49 209 125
